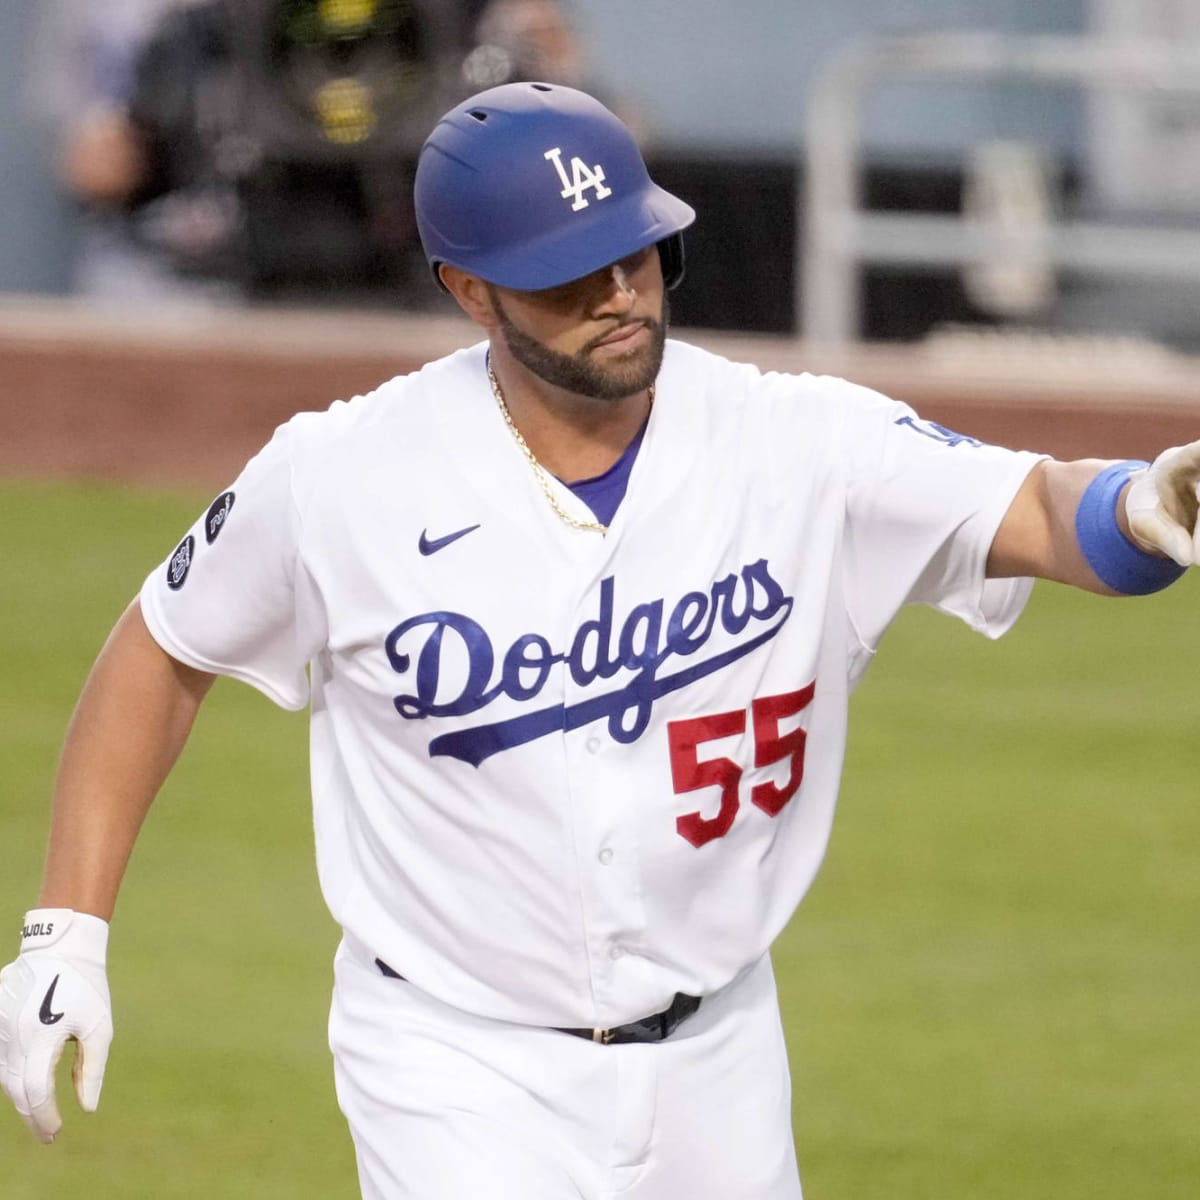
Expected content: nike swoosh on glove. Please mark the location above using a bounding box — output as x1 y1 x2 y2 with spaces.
1125 441 1200 567
0 908 112 1143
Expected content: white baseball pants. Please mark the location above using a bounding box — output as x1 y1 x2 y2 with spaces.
329 943 804 1199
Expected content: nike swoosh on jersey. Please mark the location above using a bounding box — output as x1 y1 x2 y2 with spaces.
39 975 65 1026
419 524 481 556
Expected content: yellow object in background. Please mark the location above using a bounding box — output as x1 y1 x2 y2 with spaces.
314 76 377 144
318 0 378 36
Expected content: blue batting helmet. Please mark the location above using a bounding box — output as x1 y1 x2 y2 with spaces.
414 82 695 292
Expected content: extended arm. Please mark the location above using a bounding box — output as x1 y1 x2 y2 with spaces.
0 598 215 1142
988 444 1200 592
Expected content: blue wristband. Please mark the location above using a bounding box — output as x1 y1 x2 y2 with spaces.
1074 460 1187 595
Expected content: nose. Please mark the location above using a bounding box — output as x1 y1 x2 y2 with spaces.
611 264 636 299
595 262 637 314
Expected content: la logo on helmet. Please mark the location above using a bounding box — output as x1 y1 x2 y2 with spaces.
544 147 613 211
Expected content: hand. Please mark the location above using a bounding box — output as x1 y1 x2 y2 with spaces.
1125 442 1200 567
0 909 112 1143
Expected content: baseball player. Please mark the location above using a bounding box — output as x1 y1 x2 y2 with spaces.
2 82 1199 1199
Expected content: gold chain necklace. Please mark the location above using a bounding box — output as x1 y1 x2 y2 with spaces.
487 363 653 536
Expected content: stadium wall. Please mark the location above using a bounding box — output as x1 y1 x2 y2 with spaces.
2 297 1197 491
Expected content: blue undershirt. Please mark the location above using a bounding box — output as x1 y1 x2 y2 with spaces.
563 418 649 527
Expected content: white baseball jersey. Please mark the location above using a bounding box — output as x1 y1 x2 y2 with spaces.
139 338 1041 1029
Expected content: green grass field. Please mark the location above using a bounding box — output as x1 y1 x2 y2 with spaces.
1 478 1197 1198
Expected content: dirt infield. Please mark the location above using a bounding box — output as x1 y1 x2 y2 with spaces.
3 296 1199 491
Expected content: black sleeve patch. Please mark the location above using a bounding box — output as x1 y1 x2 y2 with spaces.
204 491 236 544
166 535 195 590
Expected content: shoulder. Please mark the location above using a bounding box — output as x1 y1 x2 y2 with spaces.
659 339 761 394
288 342 485 437
659 338 892 430
268 342 489 481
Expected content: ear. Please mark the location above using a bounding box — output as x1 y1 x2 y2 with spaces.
439 264 500 329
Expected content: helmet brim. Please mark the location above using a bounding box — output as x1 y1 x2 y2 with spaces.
436 184 695 292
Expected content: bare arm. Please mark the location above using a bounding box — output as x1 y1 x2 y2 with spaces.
38 598 216 920
986 459 1144 594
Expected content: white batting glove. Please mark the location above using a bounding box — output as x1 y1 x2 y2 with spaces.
0 909 112 1143
1124 441 1200 567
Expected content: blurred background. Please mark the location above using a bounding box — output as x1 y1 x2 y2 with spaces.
2 0 1200 345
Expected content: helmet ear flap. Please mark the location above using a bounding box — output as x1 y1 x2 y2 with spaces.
658 234 686 291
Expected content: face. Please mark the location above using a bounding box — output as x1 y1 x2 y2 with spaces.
487 245 668 402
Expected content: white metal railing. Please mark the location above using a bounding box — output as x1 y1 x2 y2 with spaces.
801 33 1200 343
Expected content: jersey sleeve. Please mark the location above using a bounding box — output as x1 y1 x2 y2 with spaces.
138 421 326 710
837 383 1044 650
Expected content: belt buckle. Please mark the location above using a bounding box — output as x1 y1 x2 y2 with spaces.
592 1027 615 1045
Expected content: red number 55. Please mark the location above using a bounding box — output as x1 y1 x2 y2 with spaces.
668 683 815 848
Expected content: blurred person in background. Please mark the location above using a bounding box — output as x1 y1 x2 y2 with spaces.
28 0 615 309
467 0 593 92
24 0 226 304
466 0 642 137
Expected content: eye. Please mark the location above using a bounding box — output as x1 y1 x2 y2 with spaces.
618 246 654 274
531 276 588 303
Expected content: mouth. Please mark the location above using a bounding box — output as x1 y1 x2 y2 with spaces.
591 321 650 353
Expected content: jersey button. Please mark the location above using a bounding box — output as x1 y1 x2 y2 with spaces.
586 735 603 754
608 944 625 960
598 847 614 866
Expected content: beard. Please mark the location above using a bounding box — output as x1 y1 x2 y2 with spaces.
489 288 669 402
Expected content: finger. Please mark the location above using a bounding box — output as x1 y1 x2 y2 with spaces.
72 1023 111 1113
1155 518 1195 567
28 1097 64 1144
0 1030 19 1111
1164 439 1200 481
2 1059 34 1135
1161 448 1200 527
23 1037 66 1143
1128 505 1194 567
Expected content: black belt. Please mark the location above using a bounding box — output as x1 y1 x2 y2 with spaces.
375 959 701 1045
556 991 702 1044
